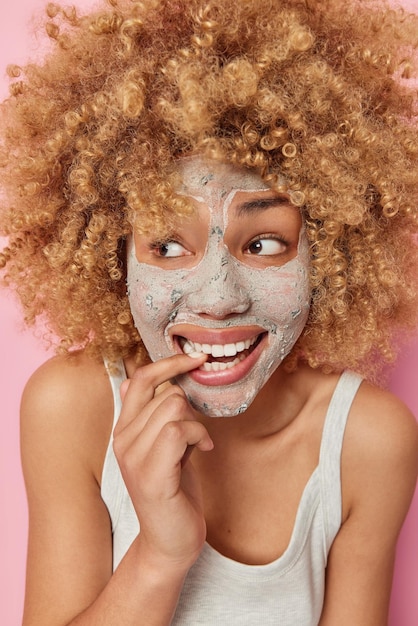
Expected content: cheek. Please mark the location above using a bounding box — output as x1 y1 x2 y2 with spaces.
238 260 310 325
127 268 188 360
271 269 309 315
128 273 183 329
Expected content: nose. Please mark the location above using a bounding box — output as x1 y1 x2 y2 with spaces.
185 253 251 319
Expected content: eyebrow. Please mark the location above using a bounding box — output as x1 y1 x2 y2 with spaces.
236 195 293 216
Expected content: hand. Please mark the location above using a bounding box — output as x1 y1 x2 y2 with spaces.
113 353 214 570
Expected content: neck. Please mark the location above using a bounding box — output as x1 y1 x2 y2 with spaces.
196 364 309 444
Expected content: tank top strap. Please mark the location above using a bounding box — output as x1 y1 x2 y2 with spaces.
104 358 126 429
318 370 363 555
101 359 127 533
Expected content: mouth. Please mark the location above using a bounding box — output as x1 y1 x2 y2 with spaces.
176 333 265 372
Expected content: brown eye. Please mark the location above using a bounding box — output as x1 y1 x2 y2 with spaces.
246 238 287 255
152 241 189 257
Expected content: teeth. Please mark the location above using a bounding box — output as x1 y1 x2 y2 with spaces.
224 343 237 357
200 353 247 371
180 335 258 359
212 344 225 358
182 341 195 355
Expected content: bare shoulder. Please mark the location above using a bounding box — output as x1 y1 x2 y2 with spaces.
21 351 115 483
22 349 113 405
346 379 418 469
342 377 418 519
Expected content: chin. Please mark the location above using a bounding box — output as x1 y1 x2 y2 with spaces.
173 374 261 418
187 398 251 418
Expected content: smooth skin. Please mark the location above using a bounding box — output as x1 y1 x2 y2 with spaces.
20 347 418 625
20 179 418 625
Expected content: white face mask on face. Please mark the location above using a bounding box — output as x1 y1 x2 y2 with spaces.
127 156 311 417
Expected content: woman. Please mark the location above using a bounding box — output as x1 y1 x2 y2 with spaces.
1 0 417 623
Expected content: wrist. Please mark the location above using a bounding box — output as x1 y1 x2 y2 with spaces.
131 535 197 585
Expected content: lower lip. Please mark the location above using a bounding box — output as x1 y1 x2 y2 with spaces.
184 334 267 386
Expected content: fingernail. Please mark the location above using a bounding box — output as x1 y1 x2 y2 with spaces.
188 351 205 359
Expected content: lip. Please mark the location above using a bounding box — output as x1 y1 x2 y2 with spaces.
174 330 268 387
168 324 264 347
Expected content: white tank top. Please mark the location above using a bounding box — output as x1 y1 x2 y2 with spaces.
101 365 362 625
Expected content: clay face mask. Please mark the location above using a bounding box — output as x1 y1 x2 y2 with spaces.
127 156 310 417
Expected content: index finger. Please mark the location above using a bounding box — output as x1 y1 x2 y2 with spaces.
118 352 207 430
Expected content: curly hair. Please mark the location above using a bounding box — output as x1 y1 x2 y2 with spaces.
0 0 417 380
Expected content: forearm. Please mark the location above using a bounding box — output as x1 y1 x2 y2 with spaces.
67 536 189 626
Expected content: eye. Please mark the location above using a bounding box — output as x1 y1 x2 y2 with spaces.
245 237 287 256
151 240 190 258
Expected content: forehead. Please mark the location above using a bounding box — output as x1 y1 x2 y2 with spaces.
173 156 300 231
176 156 272 198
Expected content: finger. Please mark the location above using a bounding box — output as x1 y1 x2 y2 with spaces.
113 389 200 476
119 377 131 402
114 385 192 449
120 377 172 403
117 352 207 431
181 444 195 468
138 420 214 500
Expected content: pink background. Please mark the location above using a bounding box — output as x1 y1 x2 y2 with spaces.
0 1 417 624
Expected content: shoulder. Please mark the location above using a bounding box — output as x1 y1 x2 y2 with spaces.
345 379 418 472
22 349 113 401
21 351 115 484
342 377 418 522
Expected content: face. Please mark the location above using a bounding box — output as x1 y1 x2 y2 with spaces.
127 156 310 417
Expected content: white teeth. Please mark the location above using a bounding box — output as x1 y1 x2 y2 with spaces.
182 341 195 355
200 353 246 372
212 344 225 358
224 343 237 357
179 336 259 360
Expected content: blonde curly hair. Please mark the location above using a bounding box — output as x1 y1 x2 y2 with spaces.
0 0 417 379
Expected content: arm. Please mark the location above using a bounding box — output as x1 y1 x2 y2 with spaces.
319 385 418 626
21 351 211 626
